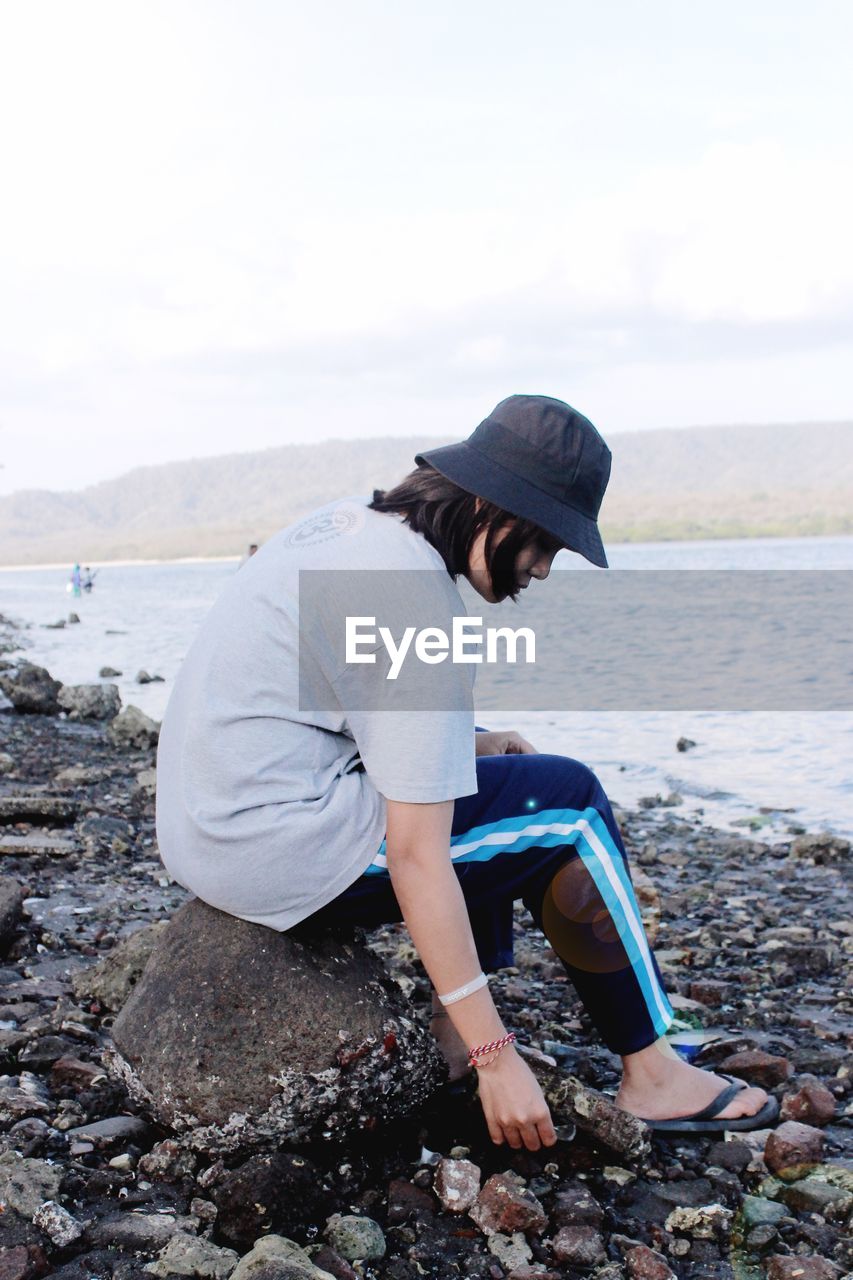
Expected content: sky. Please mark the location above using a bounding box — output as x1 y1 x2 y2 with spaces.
1 0 852 495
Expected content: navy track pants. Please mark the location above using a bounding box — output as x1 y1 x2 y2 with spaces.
303 746 674 1056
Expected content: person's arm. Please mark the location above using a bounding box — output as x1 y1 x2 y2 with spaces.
384 796 557 1152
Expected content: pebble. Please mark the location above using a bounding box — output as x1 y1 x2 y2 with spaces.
143 1232 239 1279
486 1231 533 1271
0 1151 64 1217
664 1203 733 1239
781 1176 853 1219
625 1243 677 1280
716 1048 794 1086
434 1156 481 1213
551 1224 607 1266
739 1194 788 1228
552 1181 604 1228
781 1080 837 1126
469 1172 548 1236
764 1120 825 1178
765 1257 843 1280
324 1213 386 1262
32 1199 84 1247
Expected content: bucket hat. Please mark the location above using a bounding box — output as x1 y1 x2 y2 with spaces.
415 394 612 568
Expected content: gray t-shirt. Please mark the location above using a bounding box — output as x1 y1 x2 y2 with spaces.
155 496 478 930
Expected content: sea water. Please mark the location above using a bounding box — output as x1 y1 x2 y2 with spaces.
2 535 852 841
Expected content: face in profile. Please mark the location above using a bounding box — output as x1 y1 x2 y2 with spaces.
467 520 563 603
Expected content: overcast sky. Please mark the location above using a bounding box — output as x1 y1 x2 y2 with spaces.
1 1 852 495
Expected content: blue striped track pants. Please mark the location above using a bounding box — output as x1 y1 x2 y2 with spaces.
302 746 674 1055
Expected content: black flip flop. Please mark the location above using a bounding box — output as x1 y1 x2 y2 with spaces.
639 1074 780 1134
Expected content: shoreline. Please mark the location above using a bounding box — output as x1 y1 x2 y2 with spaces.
2 531 852 574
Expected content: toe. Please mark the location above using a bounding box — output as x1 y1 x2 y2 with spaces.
719 1083 768 1119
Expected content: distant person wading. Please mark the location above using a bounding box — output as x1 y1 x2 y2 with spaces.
155 394 778 1148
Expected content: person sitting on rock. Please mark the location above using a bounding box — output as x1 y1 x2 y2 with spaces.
155 394 778 1150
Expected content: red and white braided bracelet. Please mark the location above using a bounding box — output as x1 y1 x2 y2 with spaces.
467 1031 517 1068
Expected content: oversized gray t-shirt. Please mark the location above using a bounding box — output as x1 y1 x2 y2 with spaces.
155 496 478 929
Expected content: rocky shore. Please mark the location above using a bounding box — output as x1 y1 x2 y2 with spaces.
0 617 850 1280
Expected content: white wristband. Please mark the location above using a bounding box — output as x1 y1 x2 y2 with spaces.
438 972 489 1006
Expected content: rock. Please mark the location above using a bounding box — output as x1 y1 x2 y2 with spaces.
0 796 76 825
88 1212 199 1251
136 670 165 684
49 1056 105 1089
71 921 169 1010
745 1223 777 1250
0 832 76 857
781 1177 853 1219
487 1232 533 1270
213 1152 336 1247
0 877 26 952
707 1139 752 1172
764 1120 825 1179
790 832 850 864
664 1203 733 1239
386 1178 435 1225
0 1244 49 1280
780 1080 836 1127
0 1151 64 1218
133 767 157 800
138 1138 197 1182
551 1225 607 1266
0 663 62 715
676 737 697 752
231 1236 336 1280
552 1182 604 1228
106 898 445 1153
99 666 122 678
624 1244 676 1280
765 1258 842 1280
31 1201 84 1247
57 683 121 721
107 705 160 750
0 752 15 775
309 1247 357 1280
534 1068 650 1159
53 764 102 786
716 1049 793 1087
0 1080 52 1126
434 1157 481 1213
144 1232 239 1279
67 613 80 624
469 1172 547 1236
63 1115 149 1147
688 979 731 1006
739 1195 787 1228
324 1215 386 1262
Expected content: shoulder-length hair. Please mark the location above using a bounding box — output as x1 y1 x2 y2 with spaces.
368 463 560 602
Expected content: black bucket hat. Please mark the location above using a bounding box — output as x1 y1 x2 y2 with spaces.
415 394 612 568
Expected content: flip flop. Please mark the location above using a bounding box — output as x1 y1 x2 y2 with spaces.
638 1074 780 1134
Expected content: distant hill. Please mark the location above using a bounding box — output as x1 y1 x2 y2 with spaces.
1 421 851 565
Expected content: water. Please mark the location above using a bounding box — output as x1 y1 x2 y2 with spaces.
2 536 852 841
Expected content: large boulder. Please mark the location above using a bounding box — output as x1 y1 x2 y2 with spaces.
58 682 121 721
105 898 445 1154
0 662 61 714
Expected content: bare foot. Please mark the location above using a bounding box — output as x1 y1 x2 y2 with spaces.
429 1010 471 1082
616 1043 768 1122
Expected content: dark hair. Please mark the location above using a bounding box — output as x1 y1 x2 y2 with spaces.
368 463 560 602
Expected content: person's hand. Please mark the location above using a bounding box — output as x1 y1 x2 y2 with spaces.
475 1047 557 1151
475 729 537 756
